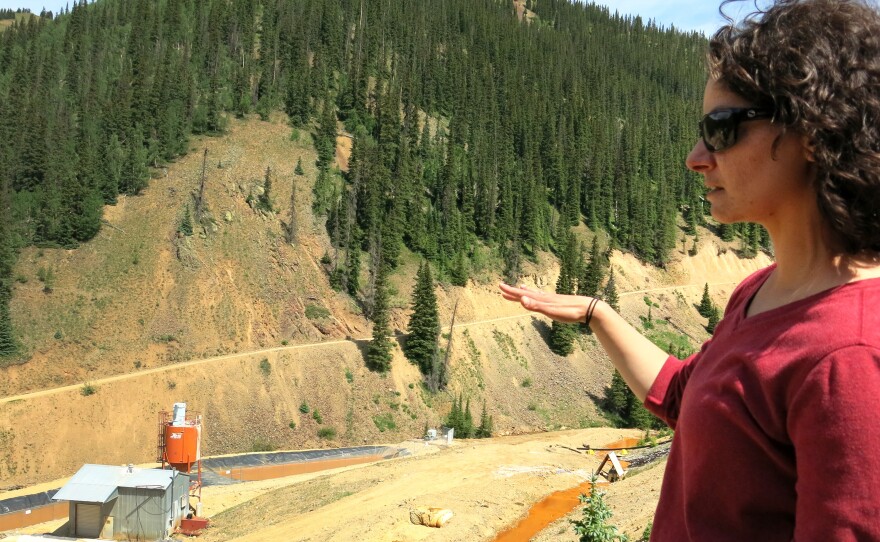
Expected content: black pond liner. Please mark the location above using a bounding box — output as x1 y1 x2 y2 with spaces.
0 489 59 515
0 445 406 513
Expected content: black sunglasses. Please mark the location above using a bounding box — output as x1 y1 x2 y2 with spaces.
699 107 774 152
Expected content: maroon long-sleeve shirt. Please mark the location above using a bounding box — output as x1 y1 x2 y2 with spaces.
645 265 880 541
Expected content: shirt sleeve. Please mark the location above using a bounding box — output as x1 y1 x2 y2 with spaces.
643 352 699 429
788 345 880 540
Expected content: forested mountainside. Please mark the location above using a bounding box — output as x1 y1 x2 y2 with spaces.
0 0 767 363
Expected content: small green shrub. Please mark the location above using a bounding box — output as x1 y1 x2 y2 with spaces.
281 339 288 346
289 421 296 430
299 402 310 414
312 410 323 424
259 358 271 376
317 427 336 439
527 402 537 411
81 383 97 396
571 475 628 542
521 377 532 388
345 368 353 383
167 381 176 390
251 438 275 452
54 330 62 340
305 304 330 320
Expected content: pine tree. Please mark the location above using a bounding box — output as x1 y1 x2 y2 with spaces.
258 167 273 212
365 253 393 372
698 283 713 318
179 204 193 236
446 394 462 433
0 218 16 357
316 97 337 170
0 295 16 357
603 268 620 312
549 231 578 356
707 304 721 334
476 400 493 438
579 235 605 297
502 237 522 286
606 370 630 422
404 261 440 375
449 249 469 287
462 398 474 438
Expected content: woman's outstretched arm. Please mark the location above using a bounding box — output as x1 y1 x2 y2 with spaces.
499 283 669 401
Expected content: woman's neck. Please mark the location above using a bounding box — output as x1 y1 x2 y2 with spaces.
765 210 879 296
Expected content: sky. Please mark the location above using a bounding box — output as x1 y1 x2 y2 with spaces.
588 1 735 36
4 0 754 37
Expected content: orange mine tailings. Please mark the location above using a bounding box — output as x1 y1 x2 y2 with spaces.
493 437 640 542
494 479 605 542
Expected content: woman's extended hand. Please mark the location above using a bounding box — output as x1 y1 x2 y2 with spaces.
499 283 592 324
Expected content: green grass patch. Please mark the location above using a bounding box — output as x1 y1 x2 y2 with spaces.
646 328 696 359
372 412 396 432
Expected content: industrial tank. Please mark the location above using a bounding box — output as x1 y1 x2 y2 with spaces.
159 403 201 473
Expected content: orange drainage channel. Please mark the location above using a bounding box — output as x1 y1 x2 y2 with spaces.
217 454 387 481
493 438 639 542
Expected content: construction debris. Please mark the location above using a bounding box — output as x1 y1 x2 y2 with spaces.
595 451 627 483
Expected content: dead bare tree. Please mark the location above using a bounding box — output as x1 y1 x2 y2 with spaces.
284 175 298 244
427 297 458 392
194 148 208 221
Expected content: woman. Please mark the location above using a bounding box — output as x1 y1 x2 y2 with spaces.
500 1 880 539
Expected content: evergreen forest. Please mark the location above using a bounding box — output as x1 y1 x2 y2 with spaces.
0 0 769 360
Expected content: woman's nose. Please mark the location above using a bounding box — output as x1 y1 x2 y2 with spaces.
686 139 715 173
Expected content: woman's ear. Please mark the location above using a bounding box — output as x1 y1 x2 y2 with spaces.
802 135 817 162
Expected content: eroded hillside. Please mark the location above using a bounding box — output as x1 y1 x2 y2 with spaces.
0 115 770 486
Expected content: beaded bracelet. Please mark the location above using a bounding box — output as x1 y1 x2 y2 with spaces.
584 297 599 327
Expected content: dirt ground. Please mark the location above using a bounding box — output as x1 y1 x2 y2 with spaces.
4 428 664 542
198 428 661 542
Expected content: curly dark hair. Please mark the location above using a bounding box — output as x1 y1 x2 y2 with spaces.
709 0 880 255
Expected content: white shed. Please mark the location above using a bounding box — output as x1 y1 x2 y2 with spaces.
53 464 189 540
